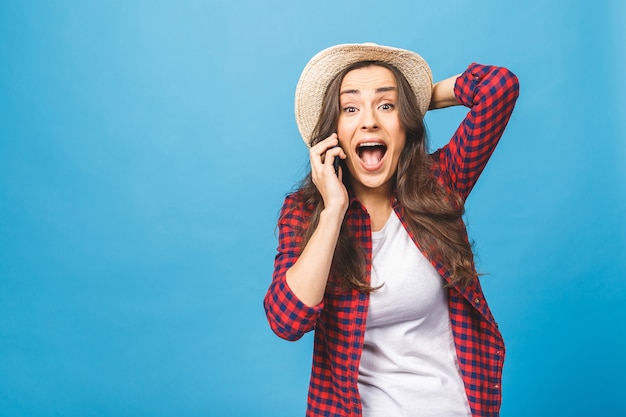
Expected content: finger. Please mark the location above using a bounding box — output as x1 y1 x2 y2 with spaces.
310 133 338 157
336 145 347 160
310 137 340 171
322 145 343 170
311 145 342 187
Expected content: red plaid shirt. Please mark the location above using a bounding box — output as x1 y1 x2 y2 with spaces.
264 63 519 417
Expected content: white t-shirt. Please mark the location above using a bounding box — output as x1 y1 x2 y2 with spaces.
357 211 472 417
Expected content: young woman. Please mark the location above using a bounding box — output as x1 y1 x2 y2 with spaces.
264 43 519 417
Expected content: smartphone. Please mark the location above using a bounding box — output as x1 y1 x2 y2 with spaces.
331 145 341 176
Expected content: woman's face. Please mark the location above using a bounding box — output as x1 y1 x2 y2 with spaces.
337 65 405 196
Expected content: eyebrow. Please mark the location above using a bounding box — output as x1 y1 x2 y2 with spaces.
340 86 397 96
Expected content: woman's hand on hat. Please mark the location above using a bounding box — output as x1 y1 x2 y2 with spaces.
310 133 349 216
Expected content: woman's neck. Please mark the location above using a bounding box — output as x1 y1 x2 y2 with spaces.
352 182 393 232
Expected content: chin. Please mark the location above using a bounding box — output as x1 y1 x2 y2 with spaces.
352 172 394 192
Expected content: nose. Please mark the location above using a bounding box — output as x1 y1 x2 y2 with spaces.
361 107 379 130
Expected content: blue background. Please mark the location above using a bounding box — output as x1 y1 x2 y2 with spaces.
1 1 624 416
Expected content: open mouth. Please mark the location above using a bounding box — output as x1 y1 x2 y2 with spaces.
357 142 387 167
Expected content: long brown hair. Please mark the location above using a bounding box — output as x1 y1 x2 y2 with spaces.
287 61 476 292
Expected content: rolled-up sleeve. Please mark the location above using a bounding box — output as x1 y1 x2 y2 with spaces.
437 63 520 200
263 194 323 341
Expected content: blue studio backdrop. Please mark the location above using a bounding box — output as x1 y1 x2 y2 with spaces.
1 1 624 416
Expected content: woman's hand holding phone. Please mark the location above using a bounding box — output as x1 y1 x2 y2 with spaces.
309 133 348 217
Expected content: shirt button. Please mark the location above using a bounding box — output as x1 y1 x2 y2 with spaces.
494 383 500 390
496 349 501 355
474 298 480 305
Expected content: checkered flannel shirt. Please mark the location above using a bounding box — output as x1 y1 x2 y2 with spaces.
264 63 520 417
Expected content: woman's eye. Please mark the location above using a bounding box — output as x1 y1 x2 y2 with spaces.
342 106 358 113
380 103 395 110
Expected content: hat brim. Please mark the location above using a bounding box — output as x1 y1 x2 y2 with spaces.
294 43 432 147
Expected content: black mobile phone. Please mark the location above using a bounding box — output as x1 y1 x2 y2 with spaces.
331 145 341 175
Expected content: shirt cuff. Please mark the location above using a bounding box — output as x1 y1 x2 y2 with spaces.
454 63 493 108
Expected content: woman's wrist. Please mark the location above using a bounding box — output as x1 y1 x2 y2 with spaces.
319 205 347 228
429 74 462 110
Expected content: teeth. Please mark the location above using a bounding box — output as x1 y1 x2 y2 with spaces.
359 142 384 148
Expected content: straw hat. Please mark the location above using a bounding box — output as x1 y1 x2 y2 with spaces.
294 42 432 147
